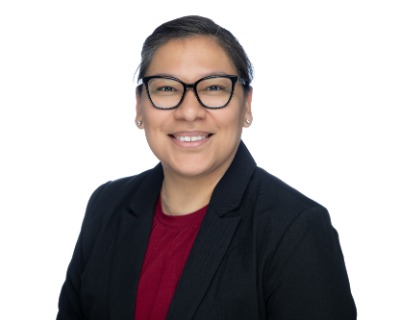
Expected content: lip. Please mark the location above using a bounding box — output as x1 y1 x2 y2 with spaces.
169 131 213 148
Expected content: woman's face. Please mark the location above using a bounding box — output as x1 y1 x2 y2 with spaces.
136 36 252 180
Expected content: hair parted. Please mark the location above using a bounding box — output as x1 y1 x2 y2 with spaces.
137 15 253 92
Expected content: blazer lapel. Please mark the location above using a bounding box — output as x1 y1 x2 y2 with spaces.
167 141 257 319
167 209 240 320
109 165 163 320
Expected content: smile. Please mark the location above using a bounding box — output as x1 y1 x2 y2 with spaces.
169 132 213 146
175 135 207 142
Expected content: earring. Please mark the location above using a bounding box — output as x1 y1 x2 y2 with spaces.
136 120 143 126
245 119 251 125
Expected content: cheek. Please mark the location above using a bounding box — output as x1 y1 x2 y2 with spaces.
141 107 171 147
140 101 161 126
218 105 245 130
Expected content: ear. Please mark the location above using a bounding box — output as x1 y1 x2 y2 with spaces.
243 86 253 127
135 87 144 128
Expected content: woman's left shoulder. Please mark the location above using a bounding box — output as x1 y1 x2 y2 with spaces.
250 167 323 209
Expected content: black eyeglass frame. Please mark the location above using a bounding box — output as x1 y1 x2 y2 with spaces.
137 74 249 110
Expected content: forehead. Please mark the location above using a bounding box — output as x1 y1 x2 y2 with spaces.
146 36 237 80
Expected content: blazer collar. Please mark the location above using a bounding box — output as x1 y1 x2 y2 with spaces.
128 140 257 218
128 163 164 216
210 141 257 216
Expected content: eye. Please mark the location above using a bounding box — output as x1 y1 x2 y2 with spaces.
148 78 182 96
197 77 232 95
157 86 176 92
205 85 224 91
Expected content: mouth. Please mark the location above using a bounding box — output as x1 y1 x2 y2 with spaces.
169 132 213 144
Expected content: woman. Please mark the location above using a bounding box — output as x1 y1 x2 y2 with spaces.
57 15 356 319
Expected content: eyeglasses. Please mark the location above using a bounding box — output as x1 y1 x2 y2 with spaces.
137 75 248 110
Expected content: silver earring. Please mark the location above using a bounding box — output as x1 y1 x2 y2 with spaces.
136 120 142 126
245 119 251 125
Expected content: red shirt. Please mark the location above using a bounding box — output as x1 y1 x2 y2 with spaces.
134 197 207 320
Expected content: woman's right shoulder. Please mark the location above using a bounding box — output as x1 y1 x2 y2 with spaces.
87 165 161 210
75 165 161 244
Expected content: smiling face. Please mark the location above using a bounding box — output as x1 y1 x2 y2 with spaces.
136 36 252 181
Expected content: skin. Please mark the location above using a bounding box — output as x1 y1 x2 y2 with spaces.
136 36 253 215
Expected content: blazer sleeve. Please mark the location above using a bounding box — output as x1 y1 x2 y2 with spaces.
264 206 357 319
56 182 109 320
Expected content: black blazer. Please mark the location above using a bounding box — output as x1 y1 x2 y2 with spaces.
57 142 356 319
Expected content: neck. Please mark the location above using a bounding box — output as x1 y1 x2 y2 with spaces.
161 171 221 216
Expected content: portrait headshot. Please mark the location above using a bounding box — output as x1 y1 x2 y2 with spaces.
0 1 399 320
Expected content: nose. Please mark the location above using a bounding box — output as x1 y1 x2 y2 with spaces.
174 88 207 121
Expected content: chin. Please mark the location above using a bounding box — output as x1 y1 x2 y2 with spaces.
161 159 208 177
172 165 210 178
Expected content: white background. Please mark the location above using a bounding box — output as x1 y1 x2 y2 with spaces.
1 0 399 319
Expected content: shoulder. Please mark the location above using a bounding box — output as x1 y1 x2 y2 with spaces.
88 165 161 209
246 167 332 237
250 166 323 210
244 168 339 264
81 165 162 226
76 165 162 247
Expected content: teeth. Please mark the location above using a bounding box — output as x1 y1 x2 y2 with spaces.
176 135 206 142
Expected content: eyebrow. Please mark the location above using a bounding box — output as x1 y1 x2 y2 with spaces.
144 72 232 80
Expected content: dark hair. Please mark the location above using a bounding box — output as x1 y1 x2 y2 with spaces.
137 15 253 92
